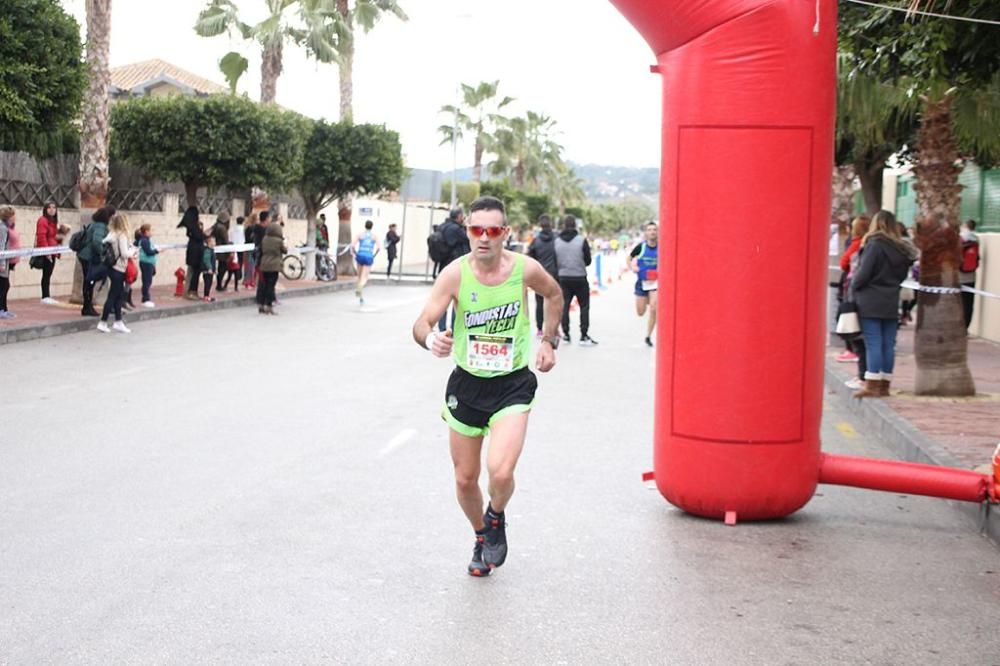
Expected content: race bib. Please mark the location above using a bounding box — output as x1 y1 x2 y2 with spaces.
467 334 514 372
641 268 658 292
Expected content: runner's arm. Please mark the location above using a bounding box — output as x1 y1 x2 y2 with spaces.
412 262 460 355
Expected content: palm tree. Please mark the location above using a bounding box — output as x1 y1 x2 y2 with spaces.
543 162 586 216
73 0 113 305
331 0 407 272
490 111 562 190
437 81 514 183
195 0 341 105
78 0 112 210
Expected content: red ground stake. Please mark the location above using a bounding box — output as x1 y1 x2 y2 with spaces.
818 453 992 504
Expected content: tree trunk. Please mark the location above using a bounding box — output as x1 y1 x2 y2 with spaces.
73 0 113 305
830 165 856 239
336 0 355 275
912 95 974 397
78 0 112 210
260 40 282 105
184 182 200 209
514 162 525 189
854 158 883 216
337 203 355 276
473 138 483 182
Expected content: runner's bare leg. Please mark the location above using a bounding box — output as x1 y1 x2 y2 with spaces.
449 429 486 530
485 412 530 513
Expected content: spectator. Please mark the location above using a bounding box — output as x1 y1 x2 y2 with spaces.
96 213 137 334
177 206 205 300
436 207 470 329
0 206 15 319
222 216 245 292
839 215 870 390
555 215 597 346
526 214 558 336
211 211 231 291
850 210 917 399
34 202 60 304
259 220 286 315
385 223 401 278
243 215 257 290
317 213 330 251
835 215 870 368
137 223 159 308
960 219 980 329
79 205 113 317
202 236 217 302
253 210 270 305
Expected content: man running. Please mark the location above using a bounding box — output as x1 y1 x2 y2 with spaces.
412 196 563 577
353 219 378 304
630 222 659 347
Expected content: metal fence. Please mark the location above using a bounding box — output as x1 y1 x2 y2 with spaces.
0 179 76 208
107 189 164 213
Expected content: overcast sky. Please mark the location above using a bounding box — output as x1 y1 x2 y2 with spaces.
62 0 663 173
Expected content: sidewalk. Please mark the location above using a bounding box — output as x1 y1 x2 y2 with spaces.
825 325 1000 543
0 275 357 345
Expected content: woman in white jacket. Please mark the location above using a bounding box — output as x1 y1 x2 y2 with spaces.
98 214 138 334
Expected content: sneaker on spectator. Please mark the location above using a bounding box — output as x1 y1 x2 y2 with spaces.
40 297 58 305
142 301 156 308
112 321 131 334
96 321 110 333
835 350 858 363
0 310 14 319
844 377 863 390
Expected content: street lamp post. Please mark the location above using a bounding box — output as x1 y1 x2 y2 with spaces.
450 100 458 209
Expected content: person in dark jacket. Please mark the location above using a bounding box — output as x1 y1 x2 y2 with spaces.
554 216 596 345
177 206 205 300
78 205 114 316
210 211 231 290
526 215 558 335
385 223 401 278
259 221 286 314
254 210 271 306
436 207 470 330
850 210 918 399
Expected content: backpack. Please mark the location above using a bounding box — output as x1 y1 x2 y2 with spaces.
101 238 118 268
427 226 450 263
961 239 980 273
69 225 89 253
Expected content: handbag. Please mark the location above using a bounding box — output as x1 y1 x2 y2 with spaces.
29 255 46 270
835 301 861 336
125 257 139 285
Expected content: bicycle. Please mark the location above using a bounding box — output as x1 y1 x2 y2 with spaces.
280 246 340 281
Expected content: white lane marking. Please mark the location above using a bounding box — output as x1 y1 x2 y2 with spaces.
378 428 417 458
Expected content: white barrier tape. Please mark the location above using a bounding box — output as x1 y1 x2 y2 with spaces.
901 278 1000 299
213 243 254 253
0 245 70 260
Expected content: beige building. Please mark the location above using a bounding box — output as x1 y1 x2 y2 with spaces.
110 59 228 99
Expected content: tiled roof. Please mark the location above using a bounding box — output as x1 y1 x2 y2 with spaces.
110 59 228 96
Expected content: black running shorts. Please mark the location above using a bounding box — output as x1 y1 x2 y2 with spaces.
442 366 538 437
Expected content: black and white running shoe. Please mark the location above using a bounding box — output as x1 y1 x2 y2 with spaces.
468 534 491 577
482 511 507 569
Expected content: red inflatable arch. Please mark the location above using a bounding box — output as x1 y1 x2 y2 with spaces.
610 0 997 521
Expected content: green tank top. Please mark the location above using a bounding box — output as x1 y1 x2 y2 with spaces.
453 253 531 378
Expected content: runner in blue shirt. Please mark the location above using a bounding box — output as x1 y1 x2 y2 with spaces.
353 219 379 305
629 222 659 347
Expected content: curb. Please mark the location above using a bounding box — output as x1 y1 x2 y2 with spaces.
0 280 357 346
824 360 999 547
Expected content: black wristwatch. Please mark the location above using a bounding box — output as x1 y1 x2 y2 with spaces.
541 335 560 349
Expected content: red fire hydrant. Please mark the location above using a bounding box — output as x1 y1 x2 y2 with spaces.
174 267 186 297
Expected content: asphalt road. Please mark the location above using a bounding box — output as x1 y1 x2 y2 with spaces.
2 279 999 664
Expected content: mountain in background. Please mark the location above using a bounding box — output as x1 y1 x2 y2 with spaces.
449 162 660 204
